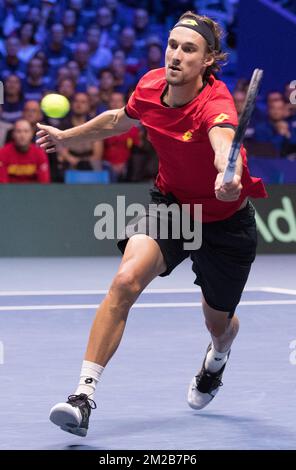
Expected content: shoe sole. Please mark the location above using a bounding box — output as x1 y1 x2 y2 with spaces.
49 404 87 437
187 377 217 410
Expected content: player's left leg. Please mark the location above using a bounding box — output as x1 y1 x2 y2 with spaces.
188 201 257 410
202 296 239 355
188 297 239 410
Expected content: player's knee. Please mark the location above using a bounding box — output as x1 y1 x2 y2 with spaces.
111 269 143 304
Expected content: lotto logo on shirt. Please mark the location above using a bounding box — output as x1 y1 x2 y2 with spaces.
182 131 193 141
213 113 230 124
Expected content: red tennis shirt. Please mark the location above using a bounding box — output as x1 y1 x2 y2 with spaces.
125 68 267 222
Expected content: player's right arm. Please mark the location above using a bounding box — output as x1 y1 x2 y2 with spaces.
36 108 139 153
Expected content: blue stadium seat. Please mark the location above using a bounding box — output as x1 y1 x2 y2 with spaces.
65 170 110 184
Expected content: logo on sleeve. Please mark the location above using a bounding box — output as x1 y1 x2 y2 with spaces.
182 130 193 141
213 113 230 124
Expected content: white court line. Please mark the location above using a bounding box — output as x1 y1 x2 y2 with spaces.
1 300 296 311
0 286 292 296
257 287 296 296
0 288 200 296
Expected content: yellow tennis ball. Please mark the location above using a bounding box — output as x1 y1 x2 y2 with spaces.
40 93 70 118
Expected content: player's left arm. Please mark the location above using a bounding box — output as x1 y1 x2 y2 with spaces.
208 126 243 202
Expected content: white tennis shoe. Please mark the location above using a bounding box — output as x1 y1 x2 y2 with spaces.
188 344 230 410
49 393 96 437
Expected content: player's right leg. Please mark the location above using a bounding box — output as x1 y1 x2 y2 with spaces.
49 234 166 436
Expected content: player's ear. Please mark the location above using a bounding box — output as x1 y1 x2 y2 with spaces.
204 52 214 67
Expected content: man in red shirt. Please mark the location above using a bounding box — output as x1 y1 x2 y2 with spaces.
103 92 140 180
0 119 50 183
37 11 267 436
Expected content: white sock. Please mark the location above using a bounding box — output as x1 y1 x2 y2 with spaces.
205 343 230 373
74 360 104 400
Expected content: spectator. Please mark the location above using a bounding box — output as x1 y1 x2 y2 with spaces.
267 91 285 105
77 0 98 30
0 36 27 80
118 27 144 75
59 92 103 170
56 66 72 83
62 9 84 50
73 42 97 90
234 77 249 93
0 106 13 147
102 0 134 28
29 4 51 45
18 22 40 63
133 8 150 47
87 85 102 118
23 57 51 102
126 126 158 182
233 90 245 118
103 92 140 180
87 25 113 73
98 69 116 112
67 60 80 82
22 100 43 135
40 0 57 25
0 0 20 37
1 74 24 123
133 8 164 48
255 99 296 156
111 56 136 94
34 50 48 73
96 6 119 49
45 24 72 72
57 78 76 101
0 119 50 183
233 89 265 140
27 7 41 29
136 43 164 79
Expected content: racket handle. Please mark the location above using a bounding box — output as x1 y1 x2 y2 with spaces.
222 162 236 184
222 142 241 184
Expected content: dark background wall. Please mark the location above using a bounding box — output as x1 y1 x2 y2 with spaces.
0 184 295 256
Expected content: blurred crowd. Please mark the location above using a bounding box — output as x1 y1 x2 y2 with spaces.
0 0 295 184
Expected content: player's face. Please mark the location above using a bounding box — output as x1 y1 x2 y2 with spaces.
165 27 212 86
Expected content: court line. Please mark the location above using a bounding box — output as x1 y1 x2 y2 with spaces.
257 287 296 296
1 300 296 311
0 286 294 296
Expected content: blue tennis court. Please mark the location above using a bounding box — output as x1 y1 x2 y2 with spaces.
0 255 295 450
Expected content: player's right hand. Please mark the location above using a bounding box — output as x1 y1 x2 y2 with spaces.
215 173 242 202
36 123 63 153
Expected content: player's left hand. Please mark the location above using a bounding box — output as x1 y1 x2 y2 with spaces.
215 173 242 202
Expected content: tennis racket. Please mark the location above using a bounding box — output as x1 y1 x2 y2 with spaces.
222 68 264 184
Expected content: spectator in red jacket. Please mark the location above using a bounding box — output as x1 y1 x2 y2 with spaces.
0 119 50 183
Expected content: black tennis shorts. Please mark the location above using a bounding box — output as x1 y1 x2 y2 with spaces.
117 186 257 317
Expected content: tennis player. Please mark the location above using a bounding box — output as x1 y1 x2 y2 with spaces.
36 11 267 437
